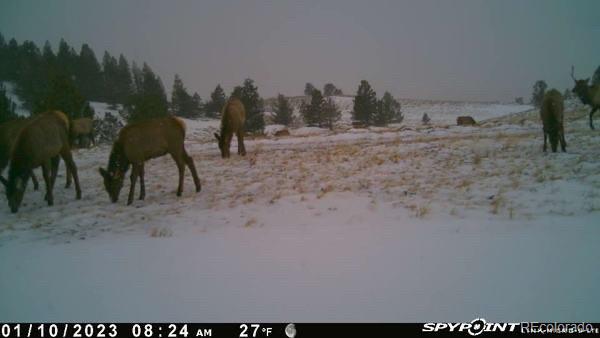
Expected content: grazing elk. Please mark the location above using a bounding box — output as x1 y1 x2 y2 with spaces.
214 98 246 158
456 116 477 126
540 89 567 153
0 118 40 191
99 116 201 205
70 117 96 148
571 66 600 130
1 111 82 213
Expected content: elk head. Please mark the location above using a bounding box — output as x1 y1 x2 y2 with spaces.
571 66 591 104
2 173 29 213
99 167 124 203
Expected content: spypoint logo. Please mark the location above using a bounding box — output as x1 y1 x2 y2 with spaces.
422 318 519 336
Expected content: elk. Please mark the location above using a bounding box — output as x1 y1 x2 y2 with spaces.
1 119 75 192
1 118 40 191
70 117 96 148
540 89 566 153
214 98 246 158
99 116 201 205
456 116 477 126
571 66 600 130
1 111 82 213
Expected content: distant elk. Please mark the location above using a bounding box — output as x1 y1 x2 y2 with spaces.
571 66 600 130
540 89 567 153
1 111 82 213
99 116 201 205
214 97 246 158
70 117 96 148
456 116 477 126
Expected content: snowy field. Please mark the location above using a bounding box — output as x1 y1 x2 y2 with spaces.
1 101 599 322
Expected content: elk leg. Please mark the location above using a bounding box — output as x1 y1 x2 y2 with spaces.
41 161 53 206
543 131 547 152
128 163 140 205
31 171 39 191
171 154 185 197
237 131 246 156
560 127 567 152
591 107 597 130
60 150 81 200
139 162 145 200
183 148 201 192
65 161 72 189
50 156 60 192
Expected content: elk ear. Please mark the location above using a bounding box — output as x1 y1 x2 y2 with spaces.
99 167 108 179
0 176 7 188
214 133 221 141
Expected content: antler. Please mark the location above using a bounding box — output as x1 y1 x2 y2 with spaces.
570 65 576 81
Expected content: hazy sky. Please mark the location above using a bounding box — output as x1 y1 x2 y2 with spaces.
1 0 599 102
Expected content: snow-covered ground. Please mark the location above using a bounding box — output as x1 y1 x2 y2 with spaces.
1 101 599 322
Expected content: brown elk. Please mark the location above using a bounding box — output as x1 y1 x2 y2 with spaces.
214 98 246 158
1 118 40 191
71 118 96 148
1 119 74 191
456 116 477 126
99 116 201 205
0 111 82 213
540 89 566 153
571 66 600 130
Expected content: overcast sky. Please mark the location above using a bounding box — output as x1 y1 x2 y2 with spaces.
1 0 599 102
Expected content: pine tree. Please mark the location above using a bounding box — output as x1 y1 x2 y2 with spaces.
34 70 93 119
531 80 547 108
124 63 168 122
592 65 600 86
353 80 377 125
77 43 103 101
322 97 341 130
374 91 402 126
301 89 324 127
304 82 316 96
206 84 226 118
102 51 119 104
0 33 8 80
56 38 77 76
232 78 264 134
273 94 293 126
191 92 204 118
0 83 18 124
323 83 343 96
171 74 194 117
115 54 133 103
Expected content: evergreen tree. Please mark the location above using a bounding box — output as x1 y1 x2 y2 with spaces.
231 78 264 133
352 80 377 125
273 94 293 126
323 83 343 96
531 80 547 108
56 38 77 76
301 89 324 127
102 51 119 104
115 54 133 103
322 96 341 130
191 92 204 118
0 33 7 80
77 43 103 101
34 70 93 119
4 39 20 80
0 83 18 124
592 65 600 86
304 82 316 96
131 61 143 94
422 113 431 125
14 40 47 111
514 97 524 105
171 74 194 117
206 84 226 118
374 91 402 126
124 63 168 122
